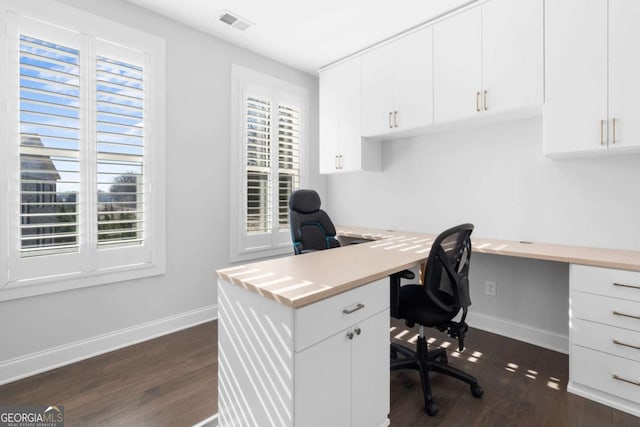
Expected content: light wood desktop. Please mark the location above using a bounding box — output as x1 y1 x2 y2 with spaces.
216 226 640 425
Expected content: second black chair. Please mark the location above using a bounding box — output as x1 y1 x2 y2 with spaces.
288 189 340 254
390 223 483 416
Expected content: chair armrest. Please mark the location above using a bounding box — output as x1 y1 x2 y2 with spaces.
389 269 415 318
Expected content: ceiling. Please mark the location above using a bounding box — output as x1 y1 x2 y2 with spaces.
125 0 474 74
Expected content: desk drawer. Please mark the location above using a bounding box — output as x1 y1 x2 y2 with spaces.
571 265 640 302
572 345 640 405
572 318 640 363
571 291 640 332
294 278 389 352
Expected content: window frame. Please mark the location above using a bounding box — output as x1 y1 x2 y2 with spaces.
0 0 166 301
229 64 309 262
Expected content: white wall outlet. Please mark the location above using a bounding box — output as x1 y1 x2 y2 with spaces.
485 280 497 296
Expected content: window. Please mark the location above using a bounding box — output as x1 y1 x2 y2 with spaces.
0 2 166 301
230 65 307 261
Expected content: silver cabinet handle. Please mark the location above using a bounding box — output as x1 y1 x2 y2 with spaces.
483 90 488 111
342 303 365 315
335 155 339 170
339 155 343 169
613 310 640 320
388 112 393 128
476 91 481 112
613 374 640 387
613 339 640 350
613 282 640 290
354 327 362 336
346 331 354 340
394 111 398 128
600 120 606 146
612 117 617 144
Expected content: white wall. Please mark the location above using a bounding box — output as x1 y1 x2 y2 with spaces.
0 0 323 381
326 117 640 351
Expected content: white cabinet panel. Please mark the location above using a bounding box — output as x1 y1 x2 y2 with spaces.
319 57 380 174
608 0 640 151
393 27 433 131
361 43 394 137
545 0 640 156
319 65 340 173
433 7 482 123
544 0 612 156
295 329 351 427
339 57 363 172
572 345 640 405
361 27 433 138
351 310 390 427
482 0 543 115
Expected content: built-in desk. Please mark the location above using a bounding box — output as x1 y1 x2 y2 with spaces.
216 226 640 425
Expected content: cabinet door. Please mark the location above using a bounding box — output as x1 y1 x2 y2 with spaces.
295 328 351 427
338 57 362 172
544 0 608 155
433 6 482 124
319 66 340 173
394 27 433 131
361 43 394 137
351 310 390 427
609 0 640 150
482 0 543 115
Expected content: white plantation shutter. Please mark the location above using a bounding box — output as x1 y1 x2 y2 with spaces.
246 96 272 234
277 104 300 230
1 8 165 298
243 97 302 236
96 55 145 247
19 35 81 256
231 65 307 260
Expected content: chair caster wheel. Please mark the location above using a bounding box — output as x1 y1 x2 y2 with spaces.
425 402 439 416
471 384 484 398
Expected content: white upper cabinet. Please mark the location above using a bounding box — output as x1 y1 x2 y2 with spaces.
433 7 482 123
319 57 381 174
361 43 395 137
319 64 340 174
482 0 543 115
434 0 543 124
545 0 640 156
361 27 433 138
544 0 608 156
608 0 640 151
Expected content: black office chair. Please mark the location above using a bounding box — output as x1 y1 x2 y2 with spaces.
390 223 483 416
288 189 341 254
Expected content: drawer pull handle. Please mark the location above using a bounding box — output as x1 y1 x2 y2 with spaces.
612 374 640 387
343 303 365 315
613 311 640 320
613 282 640 290
613 339 640 350
346 331 354 340
354 327 362 336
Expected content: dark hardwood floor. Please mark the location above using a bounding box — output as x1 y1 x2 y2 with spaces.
0 319 637 426
0 322 217 427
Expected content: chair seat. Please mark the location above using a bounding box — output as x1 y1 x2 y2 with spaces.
398 285 456 327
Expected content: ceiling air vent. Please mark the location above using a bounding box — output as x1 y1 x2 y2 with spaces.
219 11 253 31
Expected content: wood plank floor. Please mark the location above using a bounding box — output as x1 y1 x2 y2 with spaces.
0 319 637 426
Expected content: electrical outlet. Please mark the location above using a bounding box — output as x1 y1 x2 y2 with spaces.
485 280 497 296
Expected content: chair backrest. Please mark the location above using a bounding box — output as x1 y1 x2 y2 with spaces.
423 223 474 316
288 189 340 255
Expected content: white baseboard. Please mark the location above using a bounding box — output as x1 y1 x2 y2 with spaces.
568 383 640 418
0 304 218 386
193 413 218 427
467 311 569 354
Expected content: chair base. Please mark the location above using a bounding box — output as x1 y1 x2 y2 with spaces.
390 336 483 416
